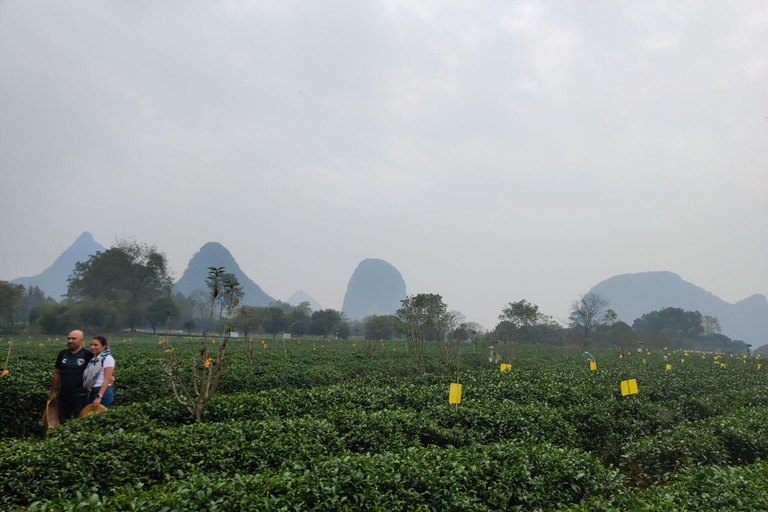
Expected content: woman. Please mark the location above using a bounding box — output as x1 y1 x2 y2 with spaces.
83 335 115 407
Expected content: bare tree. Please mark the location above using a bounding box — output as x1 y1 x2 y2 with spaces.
160 267 240 422
190 288 210 322
702 315 722 336
569 293 610 342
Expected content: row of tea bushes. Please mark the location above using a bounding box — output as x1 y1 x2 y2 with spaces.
20 452 768 511
4 375 768 507
22 443 620 512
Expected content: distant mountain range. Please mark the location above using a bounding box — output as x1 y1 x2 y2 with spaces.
589 271 768 346
12 232 105 299
173 242 274 306
287 290 322 312
16 236 764 347
341 258 407 321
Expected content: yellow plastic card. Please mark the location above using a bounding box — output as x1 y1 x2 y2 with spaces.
590 360 597 371
500 363 511 373
449 383 462 404
666 364 672 371
621 379 638 396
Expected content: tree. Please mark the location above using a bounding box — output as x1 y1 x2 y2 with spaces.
495 300 562 345
190 289 211 321
233 305 272 364
499 300 543 329
160 266 237 422
396 293 452 371
206 272 243 319
569 293 610 342
67 239 172 332
309 309 344 338
632 307 704 338
0 281 24 324
290 320 308 338
146 297 181 334
702 315 722 336
364 315 400 341
78 298 126 331
602 309 618 325
266 307 287 338
31 302 79 334
15 286 51 323
336 322 351 340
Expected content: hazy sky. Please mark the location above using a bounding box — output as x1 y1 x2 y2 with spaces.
1 1 766 329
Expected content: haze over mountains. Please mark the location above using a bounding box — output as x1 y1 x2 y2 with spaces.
11 232 105 300
173 242 274 306
8 233 767 347
341 258 407 321
590 271 768 346
287 290 322 312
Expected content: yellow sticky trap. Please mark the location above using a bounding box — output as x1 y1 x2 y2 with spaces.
621 379 638 396
666 364 672 371
449 383 462 404
590 360 597 371
500 363 511 373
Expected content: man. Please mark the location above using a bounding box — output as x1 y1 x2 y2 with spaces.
49 330 93 421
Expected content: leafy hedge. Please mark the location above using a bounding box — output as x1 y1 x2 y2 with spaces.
22 443 621 511
2 336 767 509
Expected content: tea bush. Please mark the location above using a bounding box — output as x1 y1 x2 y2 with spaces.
1 336 766 509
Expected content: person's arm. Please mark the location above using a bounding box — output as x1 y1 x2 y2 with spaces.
49 368 61 401
91 366 113 405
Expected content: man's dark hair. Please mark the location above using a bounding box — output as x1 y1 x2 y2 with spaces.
92 335 108 347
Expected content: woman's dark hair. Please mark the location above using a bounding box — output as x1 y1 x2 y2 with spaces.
92 335 108 347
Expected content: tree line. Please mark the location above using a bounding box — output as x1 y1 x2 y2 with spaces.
0 238 750 353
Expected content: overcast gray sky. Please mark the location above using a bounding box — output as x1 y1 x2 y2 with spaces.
1 0 766 329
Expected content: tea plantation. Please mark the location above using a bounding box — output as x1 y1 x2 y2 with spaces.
1 335 767 511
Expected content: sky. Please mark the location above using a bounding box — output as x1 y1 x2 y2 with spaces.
1 0 767 329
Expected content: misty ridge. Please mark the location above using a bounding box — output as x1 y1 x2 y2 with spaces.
3 232 766 352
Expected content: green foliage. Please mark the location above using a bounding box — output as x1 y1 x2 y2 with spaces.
14 285 51 323
144 296 180 333
309 309 345 338
66 240 172 332
1 337 767 509
633 307 704 338
499 299 544 329
363 314 401 340
0 280 25 323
